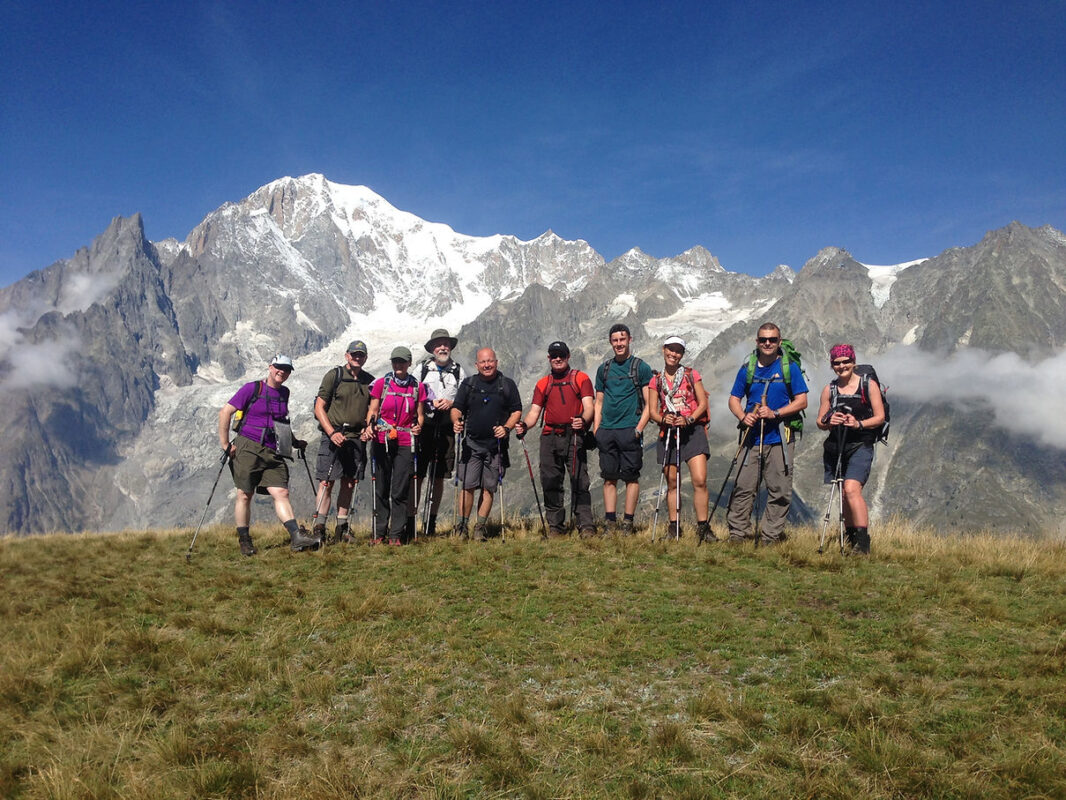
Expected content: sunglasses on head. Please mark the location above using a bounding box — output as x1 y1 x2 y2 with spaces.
757 336 779 344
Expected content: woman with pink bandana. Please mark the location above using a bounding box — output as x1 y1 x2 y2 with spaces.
815 344 885 554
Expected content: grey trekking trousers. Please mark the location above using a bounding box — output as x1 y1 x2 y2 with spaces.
726 440 795 543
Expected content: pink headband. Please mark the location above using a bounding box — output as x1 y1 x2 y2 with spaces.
830 344 855 362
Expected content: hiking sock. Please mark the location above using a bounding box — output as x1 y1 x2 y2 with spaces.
623 513 634 523
336 516 349 541
604 511 617 522
476 515 489 527
283 518 301 538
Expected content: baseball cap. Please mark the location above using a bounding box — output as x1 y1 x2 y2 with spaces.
390 346 413 362
270 354 295 371
547 340 570 358
663 336 686 350
347 340 368 355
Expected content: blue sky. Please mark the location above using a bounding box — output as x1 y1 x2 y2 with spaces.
2 0 1064 287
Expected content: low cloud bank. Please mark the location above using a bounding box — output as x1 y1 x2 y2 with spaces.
874 345 1066 449
704 343 1066 450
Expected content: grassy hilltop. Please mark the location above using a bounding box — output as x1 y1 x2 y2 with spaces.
1 521 1064 799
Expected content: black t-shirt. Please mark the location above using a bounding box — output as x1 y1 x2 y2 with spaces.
453 372 522 443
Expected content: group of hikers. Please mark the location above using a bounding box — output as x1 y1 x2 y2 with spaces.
215 322 886 557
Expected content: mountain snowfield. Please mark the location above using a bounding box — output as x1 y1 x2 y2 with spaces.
99 175 928 533
4 173 1064 535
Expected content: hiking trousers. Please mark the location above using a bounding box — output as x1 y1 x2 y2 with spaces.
372 440 415 540
539 431 593 530
726 440 794 543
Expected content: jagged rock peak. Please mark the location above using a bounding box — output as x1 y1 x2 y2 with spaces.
664 245 725 273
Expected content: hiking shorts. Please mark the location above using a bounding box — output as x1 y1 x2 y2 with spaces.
315 433 367 481
416 423 456 480
597 426 643 482
457 442 504 492
230 435 288 494
655 424 710 465
824 442 874 485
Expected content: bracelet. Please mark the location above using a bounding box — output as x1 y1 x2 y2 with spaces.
858 420 864 429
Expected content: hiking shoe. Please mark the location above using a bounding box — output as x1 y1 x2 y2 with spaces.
237 532 257 557
336 522 353 544
313 523 329 545
696 521 717 543
547 526 567 539
290 525 320 552
472 522 487 542
369 536 384 546
389 537 402 547
453 520 469 540
619 519 636 535
578 526 597 539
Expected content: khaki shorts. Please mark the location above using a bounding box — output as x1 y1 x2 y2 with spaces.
230 435 289 494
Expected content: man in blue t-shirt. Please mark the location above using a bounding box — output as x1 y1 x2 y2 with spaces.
726 323 808 544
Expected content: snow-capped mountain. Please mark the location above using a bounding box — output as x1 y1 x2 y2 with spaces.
1 175 1064 535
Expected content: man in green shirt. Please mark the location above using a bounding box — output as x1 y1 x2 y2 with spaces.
312 340 375 542
593 324 652 533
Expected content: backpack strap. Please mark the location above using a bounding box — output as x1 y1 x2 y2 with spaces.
233 380 264 434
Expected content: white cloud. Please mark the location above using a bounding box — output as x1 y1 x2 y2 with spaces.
875 345 1066 449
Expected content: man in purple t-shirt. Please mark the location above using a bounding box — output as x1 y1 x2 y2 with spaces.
218 354 319 555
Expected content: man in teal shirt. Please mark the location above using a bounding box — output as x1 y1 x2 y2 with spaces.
593 324 652 533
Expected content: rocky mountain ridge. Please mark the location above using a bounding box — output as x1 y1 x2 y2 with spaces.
1 174 1063 535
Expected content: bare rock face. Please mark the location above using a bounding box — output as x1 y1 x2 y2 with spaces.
1 174 1063 535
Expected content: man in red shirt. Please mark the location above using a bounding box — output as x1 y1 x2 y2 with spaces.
515 341 596 538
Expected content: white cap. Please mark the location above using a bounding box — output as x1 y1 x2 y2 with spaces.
663 336 686 350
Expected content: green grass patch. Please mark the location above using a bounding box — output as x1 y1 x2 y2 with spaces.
1 522 1064 798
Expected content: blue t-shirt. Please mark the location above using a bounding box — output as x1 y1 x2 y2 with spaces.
729 357 808 445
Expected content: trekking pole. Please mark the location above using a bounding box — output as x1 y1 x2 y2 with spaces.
497 436 506 543
370 446 378 542
412 433 419 542
518 431 547 538
185 449 230 562
651 428 669 542
752 380 770 549
674 426 682 541
569 431 580 530
818 423 848 554
700 436 748 546
452 425 463 528
420 427 438 536
312 443 341 542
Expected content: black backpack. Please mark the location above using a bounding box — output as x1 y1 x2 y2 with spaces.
830 364 890 444
598 356 648 413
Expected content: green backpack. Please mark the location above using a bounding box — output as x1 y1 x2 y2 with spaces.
743 339 807 435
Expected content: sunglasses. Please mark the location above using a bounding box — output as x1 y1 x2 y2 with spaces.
757 336 779 344
348 351 367 358
831 359 854 367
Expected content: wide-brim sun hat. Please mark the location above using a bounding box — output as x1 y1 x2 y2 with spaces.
424 329 459 352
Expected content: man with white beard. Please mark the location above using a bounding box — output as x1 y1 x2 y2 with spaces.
415 329 467 536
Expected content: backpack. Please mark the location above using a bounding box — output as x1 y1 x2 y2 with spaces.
830 364 890 444
652 367 709 424
419 359 462 386
744 339 807 434
232 380 264 433
317 366 345 416
598 356 648 413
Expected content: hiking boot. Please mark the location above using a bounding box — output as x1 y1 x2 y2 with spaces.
547 526 568 539
843 527 857 551
290 525 320 552
389 537 402 547
578 525 597 539
453 519 469 540
666 521 683 540
237 531 257 557
853 527 871 555
619 519 636 536
696 521 717 543
369 536 384 546
472 522 487 542
336 521 353 544
426 519 437 538
313 523 328 545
